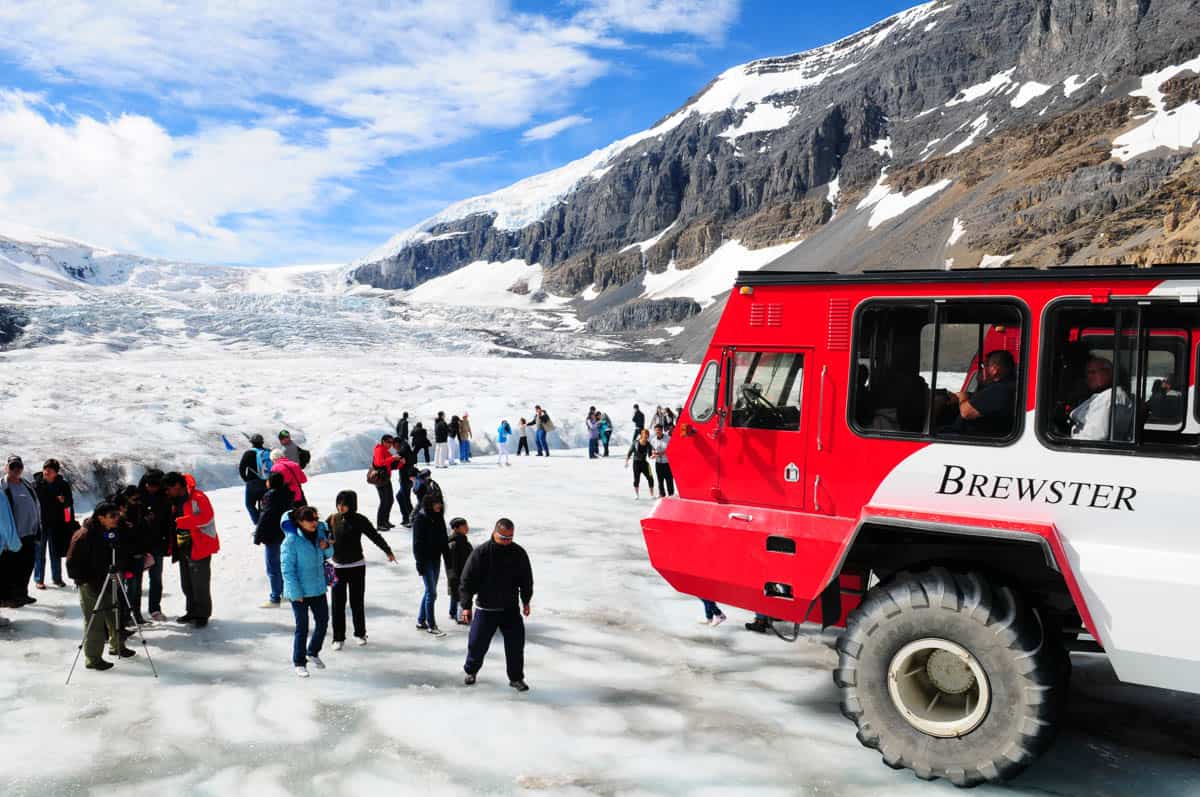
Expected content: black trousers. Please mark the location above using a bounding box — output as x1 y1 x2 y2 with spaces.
396 475 413 523
632 460 653 490
374 478 394 527
464 607 525 681
180 556 212 620
0 535 36 601
331 564 367 641
655 463 675 497
517 437 530 455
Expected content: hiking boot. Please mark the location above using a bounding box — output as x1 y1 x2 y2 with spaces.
309 655 326 670
745 617 770 634
53 579 67 588
176 614 195 624
416 622 428 630
110 647 137 658
295 666 310 678
356 636 368 646
331 641 344 651
426 626 447 638
509 680 530 692
260 600 281 609
86 659 115 671
464 673 477 686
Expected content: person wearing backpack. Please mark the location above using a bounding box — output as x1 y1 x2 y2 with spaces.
413 468 445 509
280 506 332 677
496 420 513 467
326 490 395 649
238 434 272 525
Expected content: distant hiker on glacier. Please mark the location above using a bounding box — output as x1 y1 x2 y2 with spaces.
458 413 473 463
434 413 451 468
530 406 553 456
516 418 531 456
598 411 613 457
496 420 513 466
410 422 432 464
395 412 410 443
586 412 601 459
448 415 462 466
238 435 272 525
632 404 645 434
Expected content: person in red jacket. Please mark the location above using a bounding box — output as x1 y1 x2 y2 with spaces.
371 434 404 531
271 448 308 508
164 472 219 628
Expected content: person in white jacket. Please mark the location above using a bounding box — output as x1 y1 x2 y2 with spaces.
496 420 513 467
1069 357 1134 441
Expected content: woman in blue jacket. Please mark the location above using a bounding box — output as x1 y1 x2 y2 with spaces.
280 506 333 677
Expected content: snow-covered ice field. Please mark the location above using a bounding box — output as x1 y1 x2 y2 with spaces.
1 452 1198 796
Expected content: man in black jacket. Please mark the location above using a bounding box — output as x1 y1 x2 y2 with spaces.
138 470 174 621
393 437 418 527
459 518 534 691
65 502 135 670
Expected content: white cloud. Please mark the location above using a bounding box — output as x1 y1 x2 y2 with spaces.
578 0 741 42
0 0 736 263
522 115 592 142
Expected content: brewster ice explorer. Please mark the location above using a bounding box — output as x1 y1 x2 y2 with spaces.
642 265 1200 787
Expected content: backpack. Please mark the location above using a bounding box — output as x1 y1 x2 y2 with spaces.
255 449 273 481
298 448 312 469
502 421 512 434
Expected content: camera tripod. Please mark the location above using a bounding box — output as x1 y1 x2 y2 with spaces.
66 546 159 684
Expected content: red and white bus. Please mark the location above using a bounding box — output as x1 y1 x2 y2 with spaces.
642 265 1200 786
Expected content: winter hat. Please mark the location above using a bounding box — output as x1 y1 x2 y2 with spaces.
278 430 291 439
250 434 265 448
6 455 23 469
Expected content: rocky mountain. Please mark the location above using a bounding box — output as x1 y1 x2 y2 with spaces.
352 0 1200 359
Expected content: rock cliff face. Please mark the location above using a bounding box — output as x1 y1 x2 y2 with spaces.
353 0 1200 358
0 305 26 345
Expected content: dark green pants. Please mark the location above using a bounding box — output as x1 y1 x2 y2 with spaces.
79 581 120 664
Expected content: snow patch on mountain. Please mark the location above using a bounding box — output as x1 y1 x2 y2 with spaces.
947 113 990 155
1111 55 1200 162
865 179 953 230
720 103 797 140
641 240 797 309
946 68 1017 107
1063 73 1097 98
401 258 571 309
947 217 966 246
622 222 678 253
1012 81 1054 108
869 137 893 158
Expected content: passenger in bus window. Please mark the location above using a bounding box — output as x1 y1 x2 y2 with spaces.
946 350 1016 436
1069 357 1134 441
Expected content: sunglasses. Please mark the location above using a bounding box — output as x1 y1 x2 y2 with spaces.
496 532 514 541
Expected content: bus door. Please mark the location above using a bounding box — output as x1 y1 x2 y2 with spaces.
716 347 810 509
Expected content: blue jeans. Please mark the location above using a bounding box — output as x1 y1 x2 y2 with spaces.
264 542 283 603
291 595 329 666
535 428 549 455
459 439 471 461
588 438 599 458
449 595 459 622
33 536 62 584
417 561 440 627
701 599 724 620
245 480 265 524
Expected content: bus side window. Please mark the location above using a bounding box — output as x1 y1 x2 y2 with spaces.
1041 302 1198 449
690 361 720 423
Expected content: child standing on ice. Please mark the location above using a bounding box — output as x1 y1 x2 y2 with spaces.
446 517 473 624
496 420 513 466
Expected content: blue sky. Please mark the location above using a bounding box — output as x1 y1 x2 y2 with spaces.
0 0 920 265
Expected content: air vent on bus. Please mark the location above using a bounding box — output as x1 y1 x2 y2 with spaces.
766 304 783 327
827 298 851 350
749 304 765 326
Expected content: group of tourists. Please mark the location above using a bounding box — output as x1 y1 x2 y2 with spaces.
0 456 218 670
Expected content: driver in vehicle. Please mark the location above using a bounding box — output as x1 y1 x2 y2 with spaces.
946 350 1016 436
1069 356 1134 441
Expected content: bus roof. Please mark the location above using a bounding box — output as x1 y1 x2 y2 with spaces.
736 264 1200 288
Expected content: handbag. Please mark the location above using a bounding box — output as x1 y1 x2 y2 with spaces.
366 466 386 485
324 560 338 587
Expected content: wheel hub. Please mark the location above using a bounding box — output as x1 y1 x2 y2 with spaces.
887 638 991 738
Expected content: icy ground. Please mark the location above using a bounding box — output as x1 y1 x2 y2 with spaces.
0 454 1197 796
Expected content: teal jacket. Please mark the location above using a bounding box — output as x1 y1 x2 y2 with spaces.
280 518 332 600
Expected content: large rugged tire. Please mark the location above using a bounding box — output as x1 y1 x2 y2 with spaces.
834 567 1060 787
